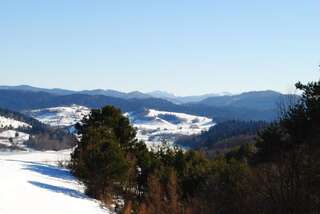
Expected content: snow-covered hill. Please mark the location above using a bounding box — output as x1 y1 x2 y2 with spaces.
126 109 214 146
27 105 215 146
0 115 31 129
27 105 91 127
0 151 112 214
0 116 31 149
0 130 29 147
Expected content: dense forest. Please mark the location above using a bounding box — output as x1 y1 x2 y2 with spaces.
70 78 320 214
176 120 268 149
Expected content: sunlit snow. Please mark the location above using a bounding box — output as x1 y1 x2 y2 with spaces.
0 116 31 148
28 105 91 127
126 109 214 146
0 151 113 214
0 116 31 129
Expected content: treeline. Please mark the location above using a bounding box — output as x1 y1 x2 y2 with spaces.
70 79 320 214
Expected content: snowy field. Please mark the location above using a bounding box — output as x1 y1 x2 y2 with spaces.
0 151 112 214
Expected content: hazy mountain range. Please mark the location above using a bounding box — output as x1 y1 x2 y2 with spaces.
0 85 229 103
0 85 262 103
0 85 298 122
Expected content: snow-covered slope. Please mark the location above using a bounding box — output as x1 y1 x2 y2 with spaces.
0 115 31 129
0 116 31 149
0 151 112 214
126 109 214 146
27 105 215 146
27 105 91 127
0 130 29 147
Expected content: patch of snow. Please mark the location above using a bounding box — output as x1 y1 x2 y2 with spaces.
0 151 113 214
0 130 30 147
28 105 91 127
126 109 215 146
0 116 31 129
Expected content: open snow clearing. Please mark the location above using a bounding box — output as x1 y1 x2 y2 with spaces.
0 151 113 214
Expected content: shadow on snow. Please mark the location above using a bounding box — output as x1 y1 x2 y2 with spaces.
28 181 87 199
22 162 74 181
5 159 90 200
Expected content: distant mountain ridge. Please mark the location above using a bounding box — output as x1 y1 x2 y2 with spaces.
0 85 152 99
1 85 283 104
198 90 298 110
0 89 286 122
0 85 297 122
0 85 236 103
0 85 74 96
148 90 233 104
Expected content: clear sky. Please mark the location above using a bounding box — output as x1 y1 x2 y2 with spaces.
0 0 319 95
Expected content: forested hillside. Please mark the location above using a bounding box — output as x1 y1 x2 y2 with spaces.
175 120 268 149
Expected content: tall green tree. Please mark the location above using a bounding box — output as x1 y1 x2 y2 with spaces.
71 106 137 200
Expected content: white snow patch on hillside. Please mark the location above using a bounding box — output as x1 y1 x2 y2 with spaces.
28 105 91 127
126 109 215 146
0 116 31 129
0 116 31 148
0 130 29 147
0 151 113 214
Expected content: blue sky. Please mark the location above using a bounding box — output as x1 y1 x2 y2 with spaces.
0 0 319 95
